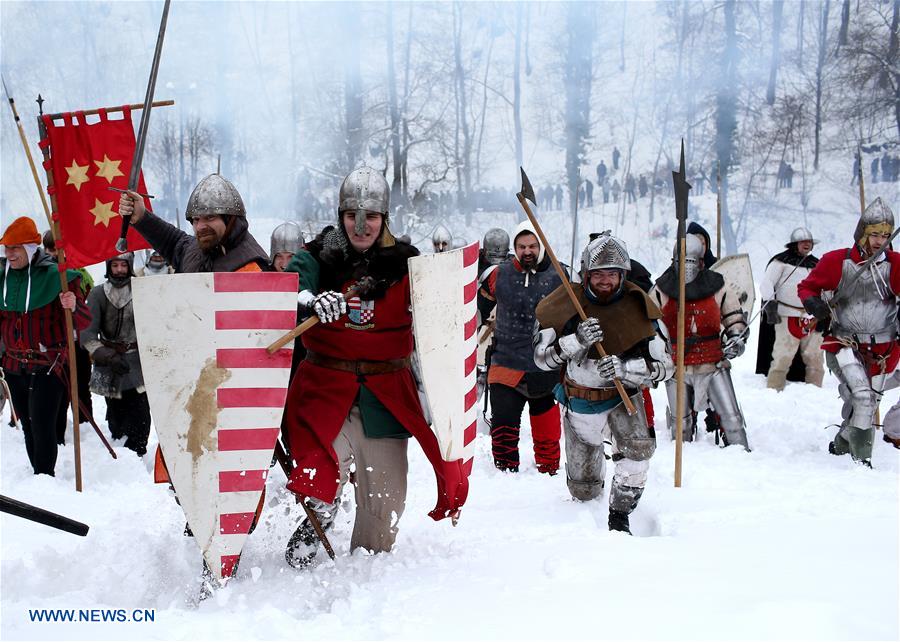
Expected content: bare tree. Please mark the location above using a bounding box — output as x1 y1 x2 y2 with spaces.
767 0 785 105
563 2 594 220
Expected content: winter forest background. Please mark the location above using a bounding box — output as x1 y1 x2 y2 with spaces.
2 0 899 263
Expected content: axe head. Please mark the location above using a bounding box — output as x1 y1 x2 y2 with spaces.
519 167 536 205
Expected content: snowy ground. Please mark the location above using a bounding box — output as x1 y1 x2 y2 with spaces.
1 329 898 641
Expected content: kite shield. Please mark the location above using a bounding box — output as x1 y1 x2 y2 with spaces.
133 272 298 582
408 242 479 479
711 253 755 321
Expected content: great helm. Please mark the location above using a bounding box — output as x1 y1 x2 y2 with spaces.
185 174 246 221
854 197 894 245
269 221 304 262
432 224 452 252
786 227 817 247
338 167 390 237
676 233 706 284
482 228 510 265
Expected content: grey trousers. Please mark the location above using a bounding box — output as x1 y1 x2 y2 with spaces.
315 405 409 554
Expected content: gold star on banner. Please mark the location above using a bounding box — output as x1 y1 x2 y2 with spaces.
89 198 118 227
93 155 124 183
65 159 90 191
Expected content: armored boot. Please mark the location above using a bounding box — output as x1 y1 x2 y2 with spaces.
829 425 851 456
847 425 875 466
608 485 644 535
608 510 631 534
286 503 336 569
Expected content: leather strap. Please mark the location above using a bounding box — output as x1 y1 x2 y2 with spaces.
563 379 620 402
305 350 411 375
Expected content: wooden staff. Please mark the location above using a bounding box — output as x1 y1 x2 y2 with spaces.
40 100 174 123
517 168 637 415
672 141 691 488
857 145 882 427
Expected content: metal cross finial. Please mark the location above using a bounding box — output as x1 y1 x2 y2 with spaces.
36 94 44 116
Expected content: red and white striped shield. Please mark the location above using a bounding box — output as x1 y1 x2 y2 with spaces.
408 242 479 482
132 272 298 582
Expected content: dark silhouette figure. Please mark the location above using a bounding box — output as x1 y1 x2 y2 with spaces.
612 147 621 171
584 179 594 207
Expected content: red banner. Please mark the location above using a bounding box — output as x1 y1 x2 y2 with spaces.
41 107 151 268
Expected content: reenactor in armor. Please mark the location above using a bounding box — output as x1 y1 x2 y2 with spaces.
81 252 150 456
478 221 564 474
798 198 900 466
758 227 824 390
650 235 751 449
533 233 673 534
476 228 511 399
135 249 174 276
270 221 304 272
282 167 466 567
432 224 452 253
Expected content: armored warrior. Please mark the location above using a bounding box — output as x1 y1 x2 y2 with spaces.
650 235 751 449
81 253 150 456
475 228 510 397
269 221 304 272
135 249 174 276
798 198 900 466
282 167 467 567
432 224 453 253
758 227 824 390
533 233 673 534
119 174 269 597
478 221 564 474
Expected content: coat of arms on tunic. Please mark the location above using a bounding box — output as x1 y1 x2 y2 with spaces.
347 296 375 325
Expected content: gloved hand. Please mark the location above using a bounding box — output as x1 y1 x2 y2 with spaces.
722 334 746 359
803 296 831 323
92 346 130 375
763 299 781 325
575 317 604 348
597 355 625 380
312 291 347 323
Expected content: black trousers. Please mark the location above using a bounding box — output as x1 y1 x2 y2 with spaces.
7 369 67 475
106 388 151 456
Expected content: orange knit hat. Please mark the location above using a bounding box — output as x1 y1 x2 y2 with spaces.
0 217 42 246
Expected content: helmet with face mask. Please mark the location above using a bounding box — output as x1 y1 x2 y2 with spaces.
675 233 706 284
432 224 452 252
482 228 510 265
853 197 894 245
105 252 134 287
141 250 169 275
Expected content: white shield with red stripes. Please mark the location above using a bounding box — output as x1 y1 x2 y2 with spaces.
132 272 298 582
408 242 479 479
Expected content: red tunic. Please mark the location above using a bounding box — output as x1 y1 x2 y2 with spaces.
284 275 468 521
660 295 723 365
797 246 900 372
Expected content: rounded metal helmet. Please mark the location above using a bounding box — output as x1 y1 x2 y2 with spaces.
786 226 817 247
854 197 894 244
105 251 135 283
185 174 246 221
270 221 304 261
582 231 631 273
432 224 452 252
338 167 390 237
678 233 706 284
482 228 510 265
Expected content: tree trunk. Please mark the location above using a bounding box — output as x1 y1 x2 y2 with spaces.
766 0 784 105
344 3 364 172
564 2 594 227
717 0 739 255
453 1 473 221
798 0 805 66
513 3 524 173
386 3 403 227
838 0 850 46
813 0 830 171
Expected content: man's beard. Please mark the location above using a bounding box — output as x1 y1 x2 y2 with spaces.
520 255 537 270
197 231 220 252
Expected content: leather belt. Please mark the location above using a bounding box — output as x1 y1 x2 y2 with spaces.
563 379 620 402
305 350 411 375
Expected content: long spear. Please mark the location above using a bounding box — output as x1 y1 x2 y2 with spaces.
856 145 882 427
115 0 171 252
3 79 85 490
672 140 691 488
716 162 722 259
517 167 637 415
